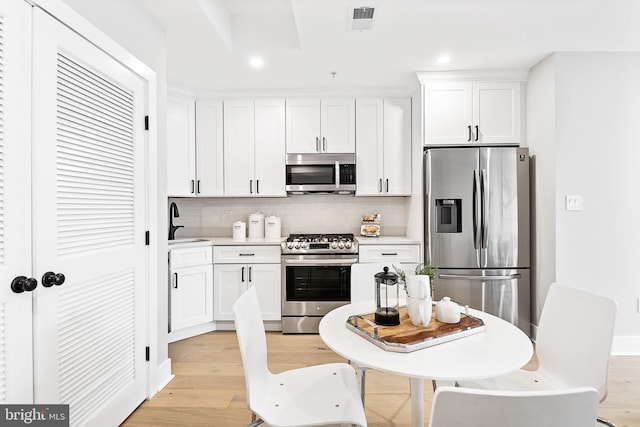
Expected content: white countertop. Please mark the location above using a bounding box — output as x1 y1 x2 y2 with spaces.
168 236 285 250
356 236 421 245
168 235 421 249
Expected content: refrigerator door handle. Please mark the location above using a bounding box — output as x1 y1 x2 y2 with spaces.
480 168 489 250
438 273 522 281
472 170 480 250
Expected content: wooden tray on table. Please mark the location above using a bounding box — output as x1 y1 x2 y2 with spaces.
345 305 485 353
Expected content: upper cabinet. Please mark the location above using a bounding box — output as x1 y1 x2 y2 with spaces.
423 80 523 146
356 98 412 196
224 99 286 197
166 94 223 196
286 98 355 153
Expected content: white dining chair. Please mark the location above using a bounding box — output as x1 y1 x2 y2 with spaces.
233 287 367 427
457 282 618 427
429 386 600 427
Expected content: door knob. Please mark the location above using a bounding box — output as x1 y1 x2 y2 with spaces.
11 276 38 293
42 271 66 287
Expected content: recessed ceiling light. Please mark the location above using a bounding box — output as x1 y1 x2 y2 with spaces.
249 57 264 69
437 55 451 64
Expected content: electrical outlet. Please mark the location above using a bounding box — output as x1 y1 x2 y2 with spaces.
220 210 231 221
565 195 583 211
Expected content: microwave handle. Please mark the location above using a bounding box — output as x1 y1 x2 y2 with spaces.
335 161 340 188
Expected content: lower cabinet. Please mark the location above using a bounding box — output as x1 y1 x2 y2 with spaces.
170 264 214 331
169 245 214 340
213 245 281 322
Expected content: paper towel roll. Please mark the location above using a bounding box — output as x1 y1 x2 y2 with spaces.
232 221 246 239
248 213 265 238
264 216 281 239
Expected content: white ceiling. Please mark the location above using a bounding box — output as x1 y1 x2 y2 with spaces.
136 0 640 92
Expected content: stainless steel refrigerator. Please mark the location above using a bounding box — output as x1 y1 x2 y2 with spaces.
424 146 530 335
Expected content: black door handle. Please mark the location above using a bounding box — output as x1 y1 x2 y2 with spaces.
11 276 38 293
41 271 66 288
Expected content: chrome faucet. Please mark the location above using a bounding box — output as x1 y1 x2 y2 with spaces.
168 202 184 240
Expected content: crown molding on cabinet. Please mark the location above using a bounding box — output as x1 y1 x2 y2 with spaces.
415 69 530 84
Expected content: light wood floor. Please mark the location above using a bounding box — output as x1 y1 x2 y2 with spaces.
122 331 640 427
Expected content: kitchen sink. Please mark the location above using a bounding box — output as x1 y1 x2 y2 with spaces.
168 238 209 245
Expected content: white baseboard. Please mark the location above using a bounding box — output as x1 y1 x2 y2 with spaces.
612 335 640 355
149 358 174 398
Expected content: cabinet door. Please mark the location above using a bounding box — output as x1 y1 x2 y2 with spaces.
254 99 286 196
196 99 224 196
167 94 196 196
170 264 214 331
383 98 412 195
321 98 355 153
214 264 245 321
224 100 255 196
248 264 282 320
424 82 473 145
355 98 384 195
286 98 321 153
31 9 147 425
0 0 34 404
473 82 522 144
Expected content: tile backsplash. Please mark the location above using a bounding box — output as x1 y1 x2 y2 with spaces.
168 195 409 238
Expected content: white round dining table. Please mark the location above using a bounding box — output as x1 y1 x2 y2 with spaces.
319 301 533 427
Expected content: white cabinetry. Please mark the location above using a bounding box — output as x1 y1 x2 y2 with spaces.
224 99 285 196
167 95 223 196
286 98 355 153
213 246 281 322
169 246 214 335
356 98 412 196
359 244 421 264
2 1 150 424
424 81 523 145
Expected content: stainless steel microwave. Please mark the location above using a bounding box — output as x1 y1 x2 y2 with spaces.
285 153 356 194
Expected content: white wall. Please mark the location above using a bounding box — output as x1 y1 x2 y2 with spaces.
61 0 173 390
524 55 556 329
528 52 640 353
169 196 409 237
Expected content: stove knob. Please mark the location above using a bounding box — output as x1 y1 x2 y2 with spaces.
294 242 301 249
301 242 309 249
338 241 345 249
345 241 352 249
287 242 294 249
331 241 338 249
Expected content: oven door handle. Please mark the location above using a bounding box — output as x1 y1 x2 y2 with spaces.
282 257 359 265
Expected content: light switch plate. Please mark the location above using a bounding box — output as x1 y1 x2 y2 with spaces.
566 195 583 211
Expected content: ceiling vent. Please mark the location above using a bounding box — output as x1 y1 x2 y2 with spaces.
349 6 375 31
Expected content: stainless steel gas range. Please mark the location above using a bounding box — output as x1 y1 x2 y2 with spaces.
281 233 358 333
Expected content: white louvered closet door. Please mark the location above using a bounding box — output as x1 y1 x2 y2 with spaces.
31 9 147 427
0 0 34 404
